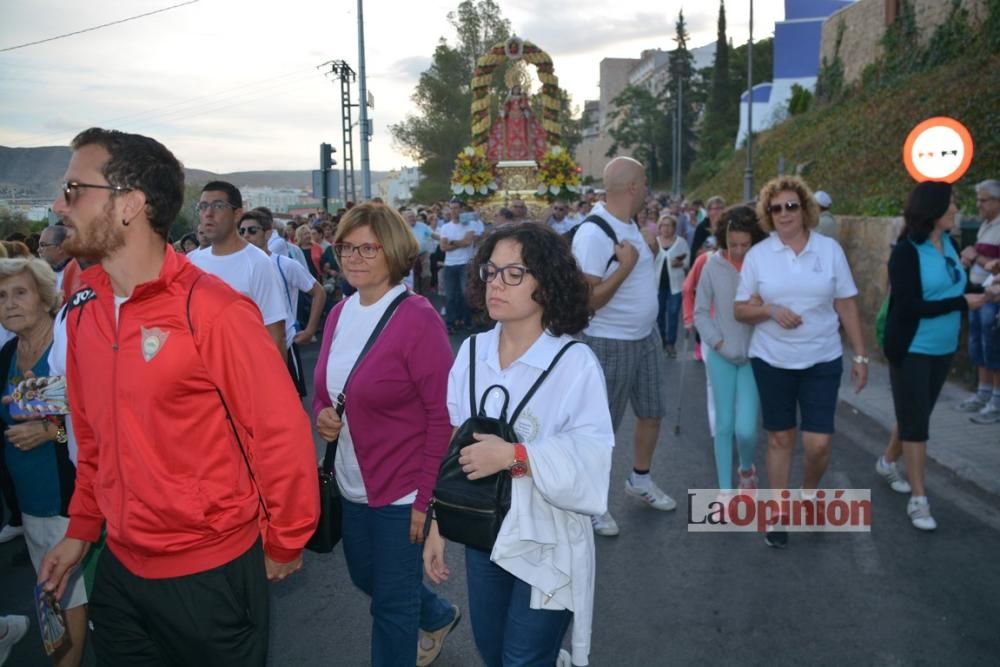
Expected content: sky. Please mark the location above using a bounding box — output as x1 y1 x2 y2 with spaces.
0 0 786 174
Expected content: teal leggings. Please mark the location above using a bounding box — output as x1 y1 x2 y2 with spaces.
705 348 760 491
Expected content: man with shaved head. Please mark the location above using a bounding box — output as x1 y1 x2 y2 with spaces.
571 156 675 537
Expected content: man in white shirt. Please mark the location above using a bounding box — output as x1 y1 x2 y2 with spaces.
571 157 675 537
188 181 288 361
38 224 72 290
438 200 483 332
546 202 579 235
239 210 325 396
403 207 437 295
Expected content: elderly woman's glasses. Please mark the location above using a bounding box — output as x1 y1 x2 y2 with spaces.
768 201 801 215
333 242 383 259
62 181 132 205
479 262 531 286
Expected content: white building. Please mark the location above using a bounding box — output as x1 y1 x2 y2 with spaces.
375 167 422 207
241 187 309 213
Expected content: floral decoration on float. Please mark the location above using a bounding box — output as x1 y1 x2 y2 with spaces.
450 146 499 201
535 146 581 202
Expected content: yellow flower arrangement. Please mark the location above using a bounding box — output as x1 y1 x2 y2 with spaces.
536 146 581 202
450 146 498 200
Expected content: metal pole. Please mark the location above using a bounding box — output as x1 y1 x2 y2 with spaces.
743 0 754 202
357 0 372 200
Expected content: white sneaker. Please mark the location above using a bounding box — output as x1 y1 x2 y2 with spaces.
556 649 573 667
624 478 677 511
591 511 620 536
0 525 23 544
907 496 937 531
956 395 987 413
0 615 29 666
876 456 912 494
970 404 1000 424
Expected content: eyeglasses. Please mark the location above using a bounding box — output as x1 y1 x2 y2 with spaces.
945 256 962 284
239 226 260 236
62 181 132 205
479 262 531 286
38 242 60 249
333 242 383 259
768 201 802 215
195 201 237 213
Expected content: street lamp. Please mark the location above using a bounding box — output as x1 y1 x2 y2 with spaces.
743 0 754 202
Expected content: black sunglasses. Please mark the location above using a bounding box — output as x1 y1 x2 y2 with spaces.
239 226 260 236
768 201 802 215
62 181 132 205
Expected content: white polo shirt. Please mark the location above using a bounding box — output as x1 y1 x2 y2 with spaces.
439 219 483 266
736 231 858 369
188 244 287 326
447 325 613 666
571 202 658 340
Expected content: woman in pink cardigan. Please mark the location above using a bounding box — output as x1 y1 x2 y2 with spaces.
312 203 459 667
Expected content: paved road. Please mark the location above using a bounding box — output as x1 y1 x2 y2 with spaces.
4 328 1000 666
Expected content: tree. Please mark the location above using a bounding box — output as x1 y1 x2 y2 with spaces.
700 1 737 160
391 1 512 201
0 208 31 241
665 10 701 184
605 85 670 182
556 89 583 156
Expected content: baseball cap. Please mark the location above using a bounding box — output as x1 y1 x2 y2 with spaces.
814 191 832 208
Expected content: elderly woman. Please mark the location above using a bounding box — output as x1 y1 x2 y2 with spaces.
734 176 868 549
0 258 88 666
654 215 689 357
878 182 988 530
312 203 458 667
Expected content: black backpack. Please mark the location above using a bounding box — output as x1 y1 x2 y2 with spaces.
431 334 580 552
564 214 620 271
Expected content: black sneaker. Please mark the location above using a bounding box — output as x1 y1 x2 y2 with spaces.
764 529 788 549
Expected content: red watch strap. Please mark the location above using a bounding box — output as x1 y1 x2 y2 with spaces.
513 443 527 464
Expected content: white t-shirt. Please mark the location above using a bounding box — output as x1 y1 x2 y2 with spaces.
411 221 437 255
548 216 579 235
571 202 658 340
736 231 859 369
189 244 286 326
271 254 318 348
49 307 77 465
439 220 483 266
326 284 416 505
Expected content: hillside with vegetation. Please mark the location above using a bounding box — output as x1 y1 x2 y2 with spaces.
690 52 999 213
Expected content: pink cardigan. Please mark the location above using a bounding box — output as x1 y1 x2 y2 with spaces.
312 295 453 511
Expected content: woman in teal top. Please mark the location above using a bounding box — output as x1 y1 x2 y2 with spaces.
881 182 990 532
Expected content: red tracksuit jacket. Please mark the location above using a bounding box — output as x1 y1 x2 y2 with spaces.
64 246 318 578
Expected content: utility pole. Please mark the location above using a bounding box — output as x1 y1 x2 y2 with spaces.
318 60 357 204
357 0 372 200
743 0 755 202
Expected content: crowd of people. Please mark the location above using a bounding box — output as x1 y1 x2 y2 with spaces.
0 125 998 667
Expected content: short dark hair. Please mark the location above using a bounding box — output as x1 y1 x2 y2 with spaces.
716 205 767 250
250 207 274 230
239 210 272 231
70 127 185 241
497 207 515 221
467 223 591 336
201 181 242 208
902 181 953 244
180 232 198 249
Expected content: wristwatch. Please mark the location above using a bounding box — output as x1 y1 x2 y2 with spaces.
852 354 870 365
509 443 528 478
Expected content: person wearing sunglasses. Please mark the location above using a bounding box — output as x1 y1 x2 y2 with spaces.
312 203 459 667
733 175 868 549
878 181 988 530
188 181 287 361
424 223 613 667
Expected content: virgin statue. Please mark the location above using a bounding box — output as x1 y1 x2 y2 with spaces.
486 83 548 164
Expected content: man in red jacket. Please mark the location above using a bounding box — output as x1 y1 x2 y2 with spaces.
38 128 319 666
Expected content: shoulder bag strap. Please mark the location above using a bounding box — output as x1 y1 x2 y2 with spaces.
509 340 581 425
186 273 271 521
321 289 411 473
468 334 477 417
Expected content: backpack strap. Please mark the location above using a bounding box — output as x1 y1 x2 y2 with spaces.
274 255 297 334
579 215 620 270
509 341 581 425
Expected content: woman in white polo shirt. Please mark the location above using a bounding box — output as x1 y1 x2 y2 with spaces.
424 223 614 667
734 176 868 549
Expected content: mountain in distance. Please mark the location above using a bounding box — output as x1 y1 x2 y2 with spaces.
0 146 390 199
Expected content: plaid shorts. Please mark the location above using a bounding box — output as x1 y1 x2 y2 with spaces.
584 331 668 430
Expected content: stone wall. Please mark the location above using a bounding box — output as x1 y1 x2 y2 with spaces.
820 0 989 85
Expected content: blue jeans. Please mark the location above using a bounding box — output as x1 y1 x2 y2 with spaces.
444 264 469 327
341 500 454 667
705 349 760 490
968 301 1000 369
464 547 572 667
656 288 682 346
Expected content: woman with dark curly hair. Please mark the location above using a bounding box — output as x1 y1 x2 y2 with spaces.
694 206 767 498
424 223 614 667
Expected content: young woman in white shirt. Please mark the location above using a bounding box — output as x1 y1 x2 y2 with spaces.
424 223 614 667
654 215 690 357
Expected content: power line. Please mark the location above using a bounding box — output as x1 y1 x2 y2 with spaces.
0 1 200 53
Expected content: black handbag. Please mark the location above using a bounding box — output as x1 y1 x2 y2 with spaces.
431 335 579 552
306 290 411 554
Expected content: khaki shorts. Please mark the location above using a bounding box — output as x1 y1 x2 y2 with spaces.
23 513 88 609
